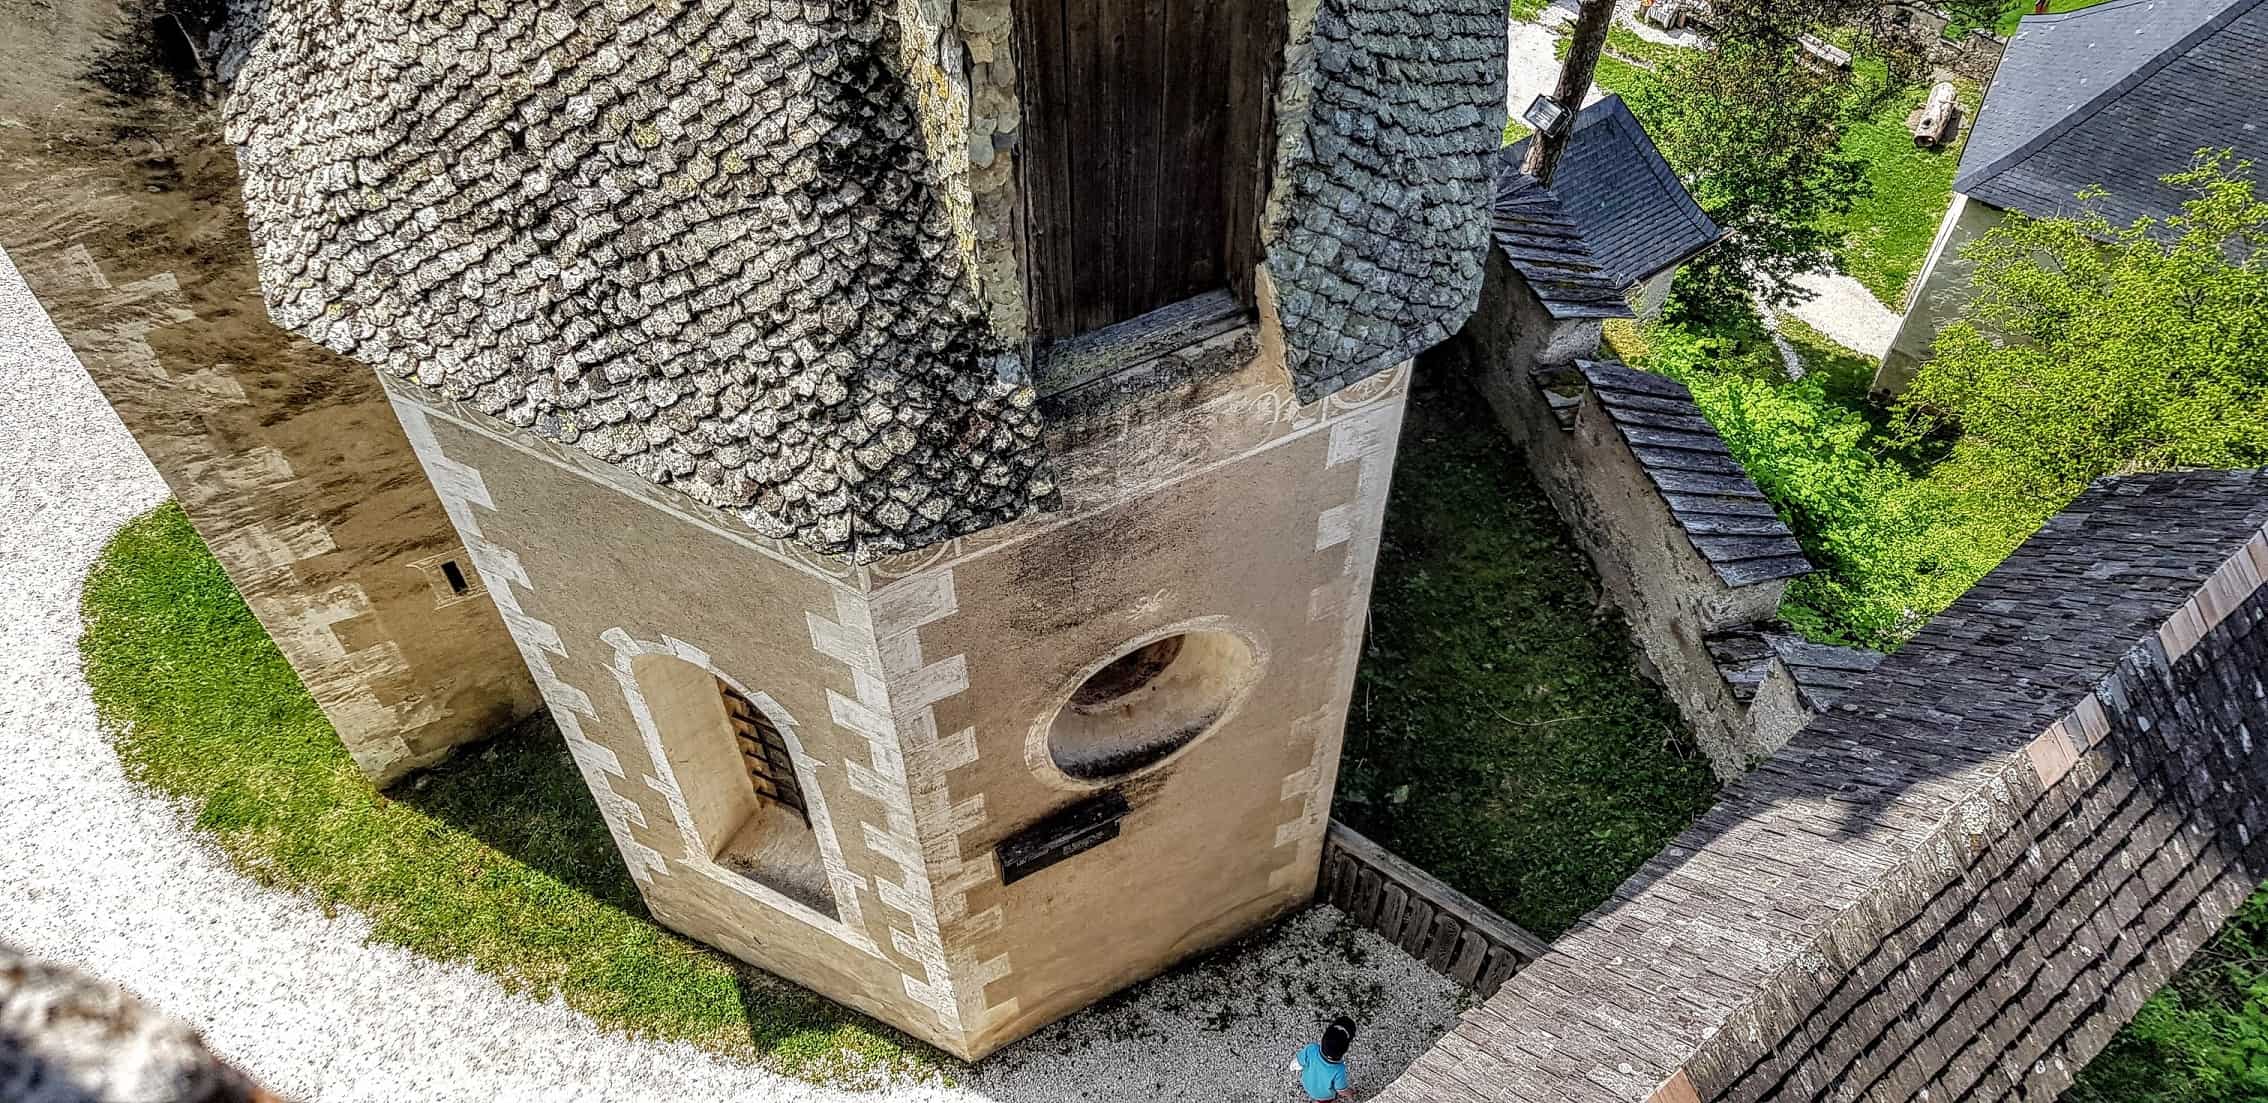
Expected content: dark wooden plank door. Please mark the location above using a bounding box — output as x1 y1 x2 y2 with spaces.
1016 0 1277 340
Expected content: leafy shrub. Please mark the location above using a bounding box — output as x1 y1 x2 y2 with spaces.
2069 890 2268 1102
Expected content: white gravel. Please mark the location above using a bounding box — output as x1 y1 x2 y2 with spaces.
0 251 1467 1101
1780 271 1900 359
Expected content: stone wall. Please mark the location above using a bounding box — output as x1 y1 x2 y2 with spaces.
0 0 540 784
1462 257 1802 777
1372 468 2268 1103
381 325 1410 1059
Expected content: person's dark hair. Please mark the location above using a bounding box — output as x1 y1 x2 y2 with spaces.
1320 1014 1357 1062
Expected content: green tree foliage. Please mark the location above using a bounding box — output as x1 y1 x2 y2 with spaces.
2068 890 2268 1102
1630 155 2268 649
1903 155 2268 514
1628 39 1870 312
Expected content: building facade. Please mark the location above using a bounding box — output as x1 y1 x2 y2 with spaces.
0 0 1506 1058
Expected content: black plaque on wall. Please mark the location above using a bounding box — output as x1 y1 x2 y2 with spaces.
995 790 1132 885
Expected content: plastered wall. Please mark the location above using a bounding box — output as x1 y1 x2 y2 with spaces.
0 0 540 784
382 333 1408 1059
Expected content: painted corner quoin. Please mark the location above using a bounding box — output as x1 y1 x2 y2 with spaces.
0 0 543 785
217 0 1055 563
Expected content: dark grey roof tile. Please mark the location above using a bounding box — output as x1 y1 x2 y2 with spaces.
1574 359 1811 587
1501 96 1723 288
1958 0 2268 231
1491 173 1634 320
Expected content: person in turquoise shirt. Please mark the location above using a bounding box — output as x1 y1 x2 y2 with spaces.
1289 1015 1358 1100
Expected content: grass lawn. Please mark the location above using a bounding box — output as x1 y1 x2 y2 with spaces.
79 504 928 1084
1822 74 1977 308
1334 370 1721 938
1508 0 1546 24
1990 0 2111 35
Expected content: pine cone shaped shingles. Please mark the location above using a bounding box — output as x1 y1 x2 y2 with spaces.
221 0 1051 561
1263 0 1502 403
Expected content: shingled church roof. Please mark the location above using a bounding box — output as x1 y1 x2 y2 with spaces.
219 0 1052 562
1955 0 2268 229
1501 95 1720 290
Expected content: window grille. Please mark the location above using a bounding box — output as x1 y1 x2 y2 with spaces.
718 680 808 823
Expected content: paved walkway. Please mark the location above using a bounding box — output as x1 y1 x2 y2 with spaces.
1781 271 1900 359
0 254 1465 1102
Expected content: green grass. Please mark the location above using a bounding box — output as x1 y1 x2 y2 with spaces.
1334 372 1721 938
1508 0 1546 24
79 503 929 1083
1589 52 1664 103
2070 890 2268 1102
1822 74 1977 308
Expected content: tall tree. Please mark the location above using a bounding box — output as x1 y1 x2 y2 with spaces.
1903 154 2268 510
1629 39 1868 312
1522 0 1614 186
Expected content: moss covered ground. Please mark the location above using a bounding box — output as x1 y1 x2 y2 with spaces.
1334 371 1721 938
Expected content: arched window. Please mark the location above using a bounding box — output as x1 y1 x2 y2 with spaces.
628 653 837 918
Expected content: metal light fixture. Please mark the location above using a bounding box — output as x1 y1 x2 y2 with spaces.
1522 94 1572 138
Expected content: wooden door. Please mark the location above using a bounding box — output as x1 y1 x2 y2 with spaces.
1016 0 1280 340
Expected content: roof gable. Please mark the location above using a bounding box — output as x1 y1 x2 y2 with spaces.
1957 0 2268 226
1501 96 1721 290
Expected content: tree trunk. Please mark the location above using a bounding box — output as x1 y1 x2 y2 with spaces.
1522 0 1616 187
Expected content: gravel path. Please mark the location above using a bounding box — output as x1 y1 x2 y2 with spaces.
1781 271 1900 359
0 252 1466 1101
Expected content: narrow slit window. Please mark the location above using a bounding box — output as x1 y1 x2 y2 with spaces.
440 559 471 595
719 679 809 823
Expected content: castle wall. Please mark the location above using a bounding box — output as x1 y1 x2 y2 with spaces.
0 0 540 784
1464 258 1788 777
380 334 1407 1059
1372 470 2268 1103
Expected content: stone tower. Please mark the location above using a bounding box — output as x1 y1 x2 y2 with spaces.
205 0 1499 1058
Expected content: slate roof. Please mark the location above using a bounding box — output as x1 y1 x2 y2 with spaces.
1380 465 2268 1103
1501 96 1721 289
1577 360 1812 587
1491 174 1634 320
1707 627 1885 712
1264 0 1505 401
1955 0 2268 230
219 0 1054 562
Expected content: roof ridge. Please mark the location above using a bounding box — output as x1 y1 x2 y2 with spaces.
1606 95 1721 262
1955 0 2266 197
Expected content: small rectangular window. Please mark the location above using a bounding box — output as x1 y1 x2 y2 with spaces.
440 559 471 595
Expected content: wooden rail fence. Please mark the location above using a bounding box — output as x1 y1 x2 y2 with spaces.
1318 820 1553 998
